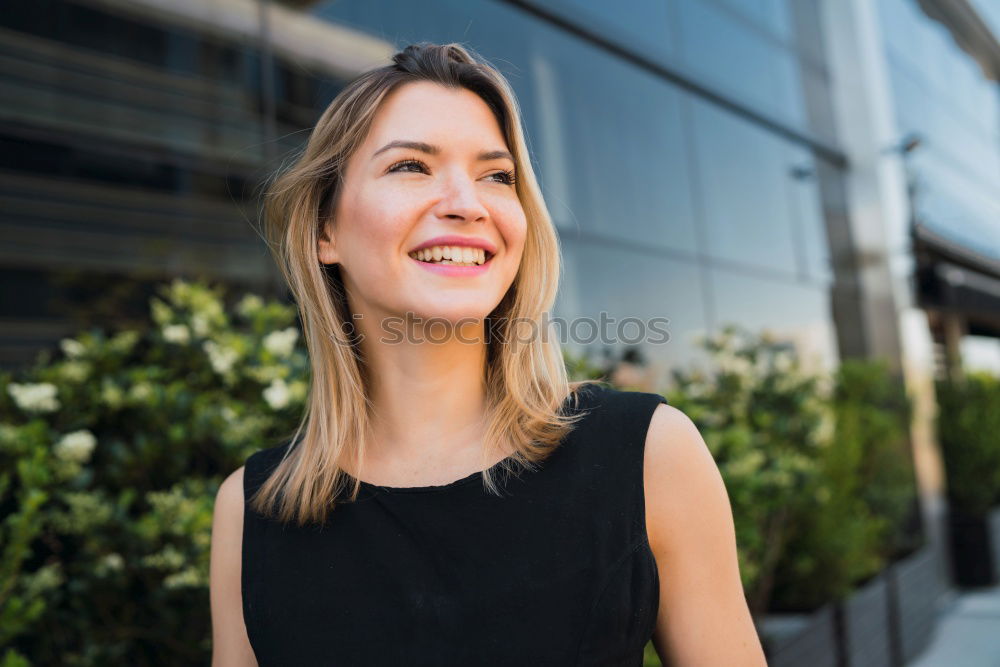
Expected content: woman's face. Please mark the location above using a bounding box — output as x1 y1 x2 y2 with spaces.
319 81 527 332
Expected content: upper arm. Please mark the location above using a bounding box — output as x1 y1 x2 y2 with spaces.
210 466 258 667
643 404 767 667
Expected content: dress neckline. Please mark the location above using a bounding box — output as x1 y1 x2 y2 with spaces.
345 454 519 495
340 384 603 495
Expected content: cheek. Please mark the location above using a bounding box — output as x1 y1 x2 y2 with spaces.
502 209 529 256
347 190 411 254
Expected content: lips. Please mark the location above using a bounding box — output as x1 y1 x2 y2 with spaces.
408 235 498 255
409 251 493 276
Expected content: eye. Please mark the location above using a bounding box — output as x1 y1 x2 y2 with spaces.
489 169 517 186
387 159 517 187
387 158 429 174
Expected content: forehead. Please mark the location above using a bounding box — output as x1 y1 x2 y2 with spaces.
365 81 506 148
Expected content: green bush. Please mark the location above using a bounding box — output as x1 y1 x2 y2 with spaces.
665 324 828 618
935 372 1000 516
768 358 917 611
661 327 917 616
0 278 926 663
0 279 307 666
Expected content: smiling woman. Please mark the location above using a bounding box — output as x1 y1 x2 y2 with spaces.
208 41 766 667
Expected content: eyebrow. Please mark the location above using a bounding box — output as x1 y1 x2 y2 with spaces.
372 140 514 164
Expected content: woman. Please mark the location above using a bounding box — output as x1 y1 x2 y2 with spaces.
210 42 766 666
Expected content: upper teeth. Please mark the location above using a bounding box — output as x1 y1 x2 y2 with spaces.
409 245 488 265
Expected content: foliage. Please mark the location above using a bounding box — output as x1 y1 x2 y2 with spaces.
664 324 829 617
935 372 1000 516
658 326 918 616
768 358 917 611
0 277 931 663
0 279 307 666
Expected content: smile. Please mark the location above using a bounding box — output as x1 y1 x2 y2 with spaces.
407 245 492 266
408 246 494 276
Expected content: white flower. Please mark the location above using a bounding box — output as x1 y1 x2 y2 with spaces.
221 406 237 423
54 430 97 464
101 380 124 410
263 378 290 410
246 365 284 384
162 324 190 344
288 379 307 403
58 360 91 383
128 381 153 403
203 340 238 375
164 567 204 589
7 382 60 413
100 552 124 572
263 327 299 358
191 313 210 337
236 294 264 318
60 338 86 358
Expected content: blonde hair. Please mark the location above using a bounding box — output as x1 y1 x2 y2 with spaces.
252 41 600 526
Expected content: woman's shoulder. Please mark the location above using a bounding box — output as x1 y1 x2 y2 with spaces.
569 381 669 425
561 382 670 477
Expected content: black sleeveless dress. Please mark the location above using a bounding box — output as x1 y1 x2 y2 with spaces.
242 383 667 666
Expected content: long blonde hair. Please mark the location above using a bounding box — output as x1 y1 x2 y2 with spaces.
252 41 599 526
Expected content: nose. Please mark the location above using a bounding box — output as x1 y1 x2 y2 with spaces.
434 169 489 223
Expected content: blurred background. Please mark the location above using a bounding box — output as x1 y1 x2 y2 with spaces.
2 0 1000 665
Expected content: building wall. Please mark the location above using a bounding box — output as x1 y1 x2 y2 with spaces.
879 0 1000 262
1 0 846 385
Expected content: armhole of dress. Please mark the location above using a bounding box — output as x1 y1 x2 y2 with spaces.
241 451 259 658
639 394 669 548
572 391 668 664
639 393 668 638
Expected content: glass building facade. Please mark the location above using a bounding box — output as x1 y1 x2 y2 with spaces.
2 0 998 390
875 0 1000 375
1 0 850 383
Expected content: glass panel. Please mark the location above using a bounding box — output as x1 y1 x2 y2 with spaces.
877 0 927 74
675 0 804 127
880 0 1000 263
709 267 838 374
558 237 711 376
0 0 272 282
537 0 678 63
532 41 698 253
689 97 799 275
716 0 794 42
788 147 833 284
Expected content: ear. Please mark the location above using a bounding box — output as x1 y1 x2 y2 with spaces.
317 219 339 265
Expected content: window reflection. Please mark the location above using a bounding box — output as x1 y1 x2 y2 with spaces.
676 0 804 127
787 147 833 284
689 97 799 276
531 35 698 253
879 0 1000 262
710 267 838 375
558 237 711 376
539 0 678 63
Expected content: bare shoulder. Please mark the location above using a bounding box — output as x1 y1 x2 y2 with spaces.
643 402 732 558
215 466 246 517
642 403 767 665
213 467 246 544
210 466 257 666
643 405 711 542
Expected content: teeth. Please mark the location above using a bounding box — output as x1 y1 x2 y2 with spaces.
409 245 489 266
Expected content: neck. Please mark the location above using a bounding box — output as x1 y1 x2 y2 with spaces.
358 316 492 471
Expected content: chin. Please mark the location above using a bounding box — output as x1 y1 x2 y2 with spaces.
405 301 495 325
